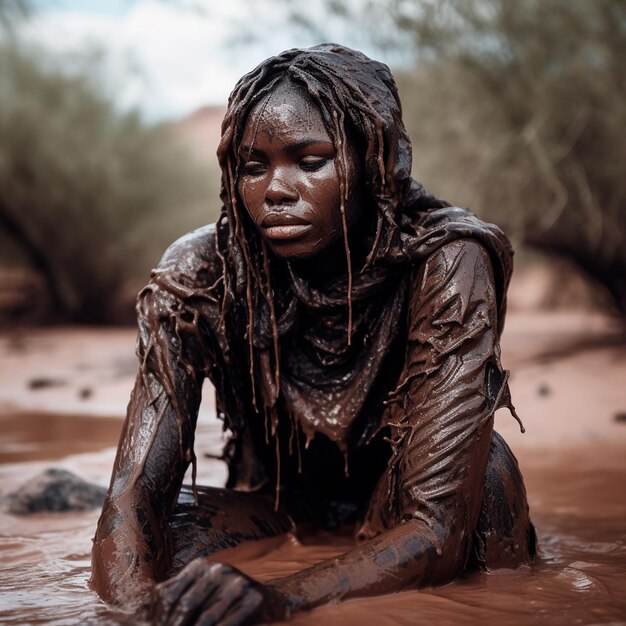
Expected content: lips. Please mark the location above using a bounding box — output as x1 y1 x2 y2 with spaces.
260 212 314 241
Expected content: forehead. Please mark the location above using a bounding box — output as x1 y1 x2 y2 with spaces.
241 82 331 146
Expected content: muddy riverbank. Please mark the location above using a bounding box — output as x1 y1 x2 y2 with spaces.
1 311 625 624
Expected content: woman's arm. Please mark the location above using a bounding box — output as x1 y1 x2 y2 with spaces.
151 239 507 624
272 238 501 607
90 230 216 610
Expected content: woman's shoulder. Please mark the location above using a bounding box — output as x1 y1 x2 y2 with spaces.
136 224 224 338
423 235 489 262
414 206 512 262
409 207 512 331
411 237 493 290
405 236 507 338
157 223 223 287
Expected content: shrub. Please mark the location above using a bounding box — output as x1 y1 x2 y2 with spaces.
0 42 216 323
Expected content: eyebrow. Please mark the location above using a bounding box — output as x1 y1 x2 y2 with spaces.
239 139 334 157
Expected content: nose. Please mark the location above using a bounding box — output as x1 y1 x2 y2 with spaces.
265 168 298 207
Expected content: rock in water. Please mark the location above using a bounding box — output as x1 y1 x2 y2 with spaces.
3 468 106 514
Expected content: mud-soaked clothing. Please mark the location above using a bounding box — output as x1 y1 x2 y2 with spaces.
122 206 535 575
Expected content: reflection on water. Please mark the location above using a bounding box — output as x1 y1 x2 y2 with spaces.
0 413 123 463
0 413 625 625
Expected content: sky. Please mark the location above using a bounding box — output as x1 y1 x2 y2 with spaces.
24 0 398 121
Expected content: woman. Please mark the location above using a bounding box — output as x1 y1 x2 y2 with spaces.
91 44 535 625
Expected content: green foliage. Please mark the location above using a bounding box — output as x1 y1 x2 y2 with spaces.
314 0 626 315
0 42 216 323
392 0 626 314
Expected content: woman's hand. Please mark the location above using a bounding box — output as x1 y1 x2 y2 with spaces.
147 559 291 626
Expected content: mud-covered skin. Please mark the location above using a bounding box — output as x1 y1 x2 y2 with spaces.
237 81 365 265
149 561 292 626
91 44 535 624
91 226 534 622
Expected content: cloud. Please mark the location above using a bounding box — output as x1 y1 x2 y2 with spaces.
24 2 248 119
23 0 394 121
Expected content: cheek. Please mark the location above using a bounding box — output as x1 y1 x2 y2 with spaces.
309 169 343 229
238 179 263 220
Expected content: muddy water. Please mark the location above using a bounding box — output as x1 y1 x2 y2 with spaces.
0 412 123 463
0 413 625 625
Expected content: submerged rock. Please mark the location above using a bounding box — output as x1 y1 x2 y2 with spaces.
3 468 106 514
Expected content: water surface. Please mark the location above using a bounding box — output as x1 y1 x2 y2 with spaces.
0 412 624 625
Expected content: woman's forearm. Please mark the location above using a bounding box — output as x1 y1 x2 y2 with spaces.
91 381 199 608
269 519 463 612
91 486 170 608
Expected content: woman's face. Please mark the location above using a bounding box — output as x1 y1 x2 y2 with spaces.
237 81 363 261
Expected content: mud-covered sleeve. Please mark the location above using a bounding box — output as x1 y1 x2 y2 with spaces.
110 225 222 510
111 279 205 506
382 238 510 572
271 239 513 605
91 226 221 602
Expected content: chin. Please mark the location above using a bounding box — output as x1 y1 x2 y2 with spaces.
266 239 328 262
270 248 318 262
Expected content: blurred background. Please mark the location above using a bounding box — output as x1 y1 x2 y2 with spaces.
0 0 624 325
1 3 626 625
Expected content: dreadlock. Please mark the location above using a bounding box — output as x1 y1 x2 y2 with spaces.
215 43 432 418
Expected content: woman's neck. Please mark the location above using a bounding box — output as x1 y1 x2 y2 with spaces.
290 227 370 289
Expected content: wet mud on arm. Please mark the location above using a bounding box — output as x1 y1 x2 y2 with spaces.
91 267 206 609
269 239 504 610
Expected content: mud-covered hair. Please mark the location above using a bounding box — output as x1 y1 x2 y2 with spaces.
215 44 425 410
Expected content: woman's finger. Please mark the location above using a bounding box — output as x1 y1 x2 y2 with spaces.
165 563 226 626
151 575 196 625
196 584 263 626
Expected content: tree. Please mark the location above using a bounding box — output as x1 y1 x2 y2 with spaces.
0 41 215 323
282 0 626 316
393 0 626 315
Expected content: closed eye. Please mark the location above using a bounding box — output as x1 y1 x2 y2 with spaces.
241 161 268 176
299 156 331 172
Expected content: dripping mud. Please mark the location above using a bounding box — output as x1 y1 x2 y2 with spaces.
1 312 625 625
